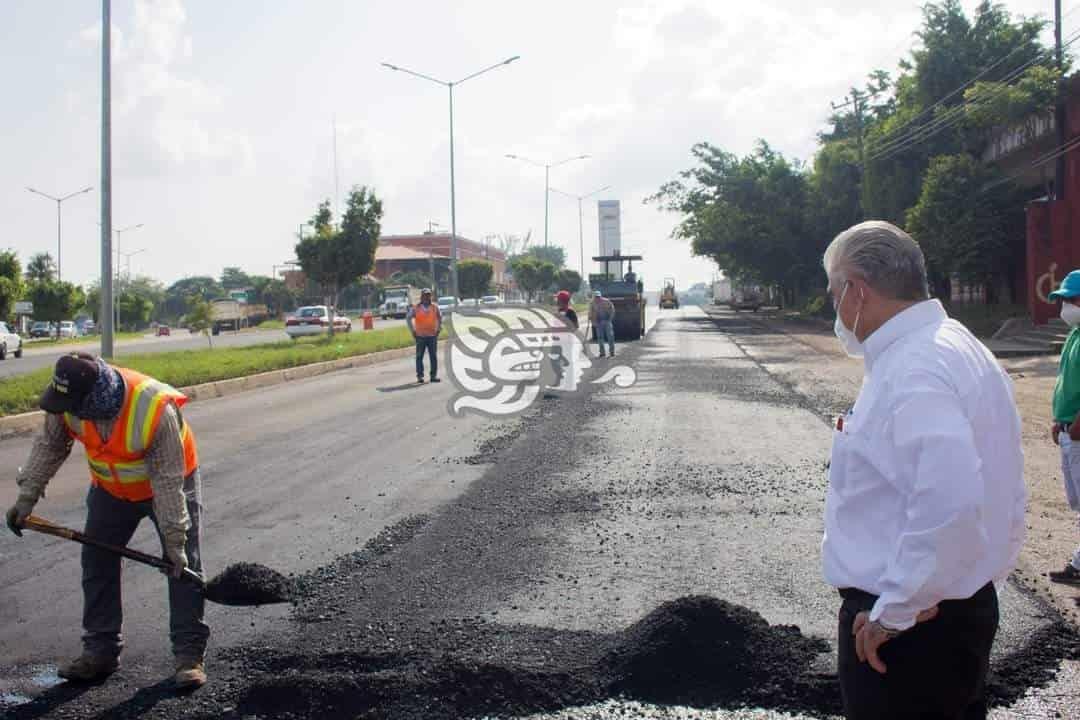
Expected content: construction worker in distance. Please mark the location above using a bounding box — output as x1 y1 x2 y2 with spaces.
4 353 209 690
407 287 442 384
556 290 579 330
589 289 617 358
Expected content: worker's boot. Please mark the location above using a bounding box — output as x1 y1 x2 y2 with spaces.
57 653 119 682
174 655 207 690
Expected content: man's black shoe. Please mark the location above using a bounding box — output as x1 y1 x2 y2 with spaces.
430 377 441 383
417 377 425 384
1049 563 1080 586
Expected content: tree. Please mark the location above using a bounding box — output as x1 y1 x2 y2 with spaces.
25 252 56 284
509 256 543 301
117 292 154 331
26 280 84 336
221 266 253 290
295 188 383 336
522 246 566 268
555 268 583 294
163 276 224 320
536 261 557 296
185 296 215 348
457 259 494 299
906 153 1024 302
0 250 23 322
389 271 433 290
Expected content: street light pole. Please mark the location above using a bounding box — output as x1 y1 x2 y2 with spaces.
27 186 93 283
505 154 590 248
549 184 611 279
100 0 113 358
382 55 520 299
112 224 143 331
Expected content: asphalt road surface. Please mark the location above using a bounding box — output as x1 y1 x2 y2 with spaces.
0 318 408 380
0 306 1075 719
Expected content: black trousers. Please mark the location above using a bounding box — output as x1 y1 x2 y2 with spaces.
837 583 998 720
415 336 437 379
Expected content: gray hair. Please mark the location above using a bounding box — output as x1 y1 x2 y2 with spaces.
823 221 930 301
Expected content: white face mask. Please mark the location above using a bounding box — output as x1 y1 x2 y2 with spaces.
1062 303 1080 327
833 281 865 358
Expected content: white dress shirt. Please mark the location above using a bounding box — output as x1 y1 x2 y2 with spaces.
822 300 1026 630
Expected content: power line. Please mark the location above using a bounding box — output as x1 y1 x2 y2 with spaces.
868 3 1080 155
868 28 1080 163
980 133 1080 194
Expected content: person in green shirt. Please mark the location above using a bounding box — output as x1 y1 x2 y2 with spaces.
1048 270 1080 586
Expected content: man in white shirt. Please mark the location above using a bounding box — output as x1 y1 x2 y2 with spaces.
821 221 1026 719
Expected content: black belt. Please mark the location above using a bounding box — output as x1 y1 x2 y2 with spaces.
838 582 994 607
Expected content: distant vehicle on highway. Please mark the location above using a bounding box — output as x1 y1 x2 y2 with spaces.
730 287 764 312
460 298 479 308
480 295 499 306
436 296 459 316
156 325 171 337
58 321 78 339
285 305 351 338
0 321 23 360
29 321 52 338
380 285 422 319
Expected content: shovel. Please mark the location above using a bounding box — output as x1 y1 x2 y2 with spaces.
23 514 291 606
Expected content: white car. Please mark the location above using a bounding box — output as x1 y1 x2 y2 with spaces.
480 295 500 306
284 305 352 338
0 322 23 360
460 298 479 308
436 296 459 316
58 321 78 338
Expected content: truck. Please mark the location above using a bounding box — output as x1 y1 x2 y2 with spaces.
380 285 421 319
712 277 732 305
659 277 679 309
730 285 764 312
210 299 269 334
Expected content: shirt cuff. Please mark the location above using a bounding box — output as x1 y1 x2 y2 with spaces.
868 599 918 632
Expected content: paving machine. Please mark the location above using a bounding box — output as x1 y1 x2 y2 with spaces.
589 252 646 341
659 277 679 309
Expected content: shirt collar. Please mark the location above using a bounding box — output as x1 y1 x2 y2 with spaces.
862 299 946 371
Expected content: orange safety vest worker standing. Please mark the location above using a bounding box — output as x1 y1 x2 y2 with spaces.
407 288 443 384
5 353 209 690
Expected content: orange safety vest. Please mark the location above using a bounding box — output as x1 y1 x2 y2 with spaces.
412 303 440 336
62 367 199 502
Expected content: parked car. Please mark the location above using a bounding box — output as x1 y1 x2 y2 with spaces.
284 305 352 338
436 296 459 316
58 321 78 338
460 298 479 308
29 321 52 338
480 295 500 306
156 325 171 337
0 321 23 360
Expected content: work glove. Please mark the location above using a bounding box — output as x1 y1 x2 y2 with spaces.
5 498 35 537
164 544 189 579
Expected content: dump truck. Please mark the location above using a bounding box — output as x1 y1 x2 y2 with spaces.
210 299 268 334
380 285 421 319
589 252 646 341
659 277 679 309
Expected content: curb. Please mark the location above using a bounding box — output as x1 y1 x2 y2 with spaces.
0 344 416 442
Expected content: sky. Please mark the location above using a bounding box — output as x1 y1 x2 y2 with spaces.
0 0 1063 292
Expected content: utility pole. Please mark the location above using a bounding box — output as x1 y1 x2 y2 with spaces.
832 88 866 174
1056 0 1067 199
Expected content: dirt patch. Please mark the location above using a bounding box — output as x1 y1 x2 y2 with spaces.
204 562 292 606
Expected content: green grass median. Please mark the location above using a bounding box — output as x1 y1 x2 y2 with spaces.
0 326 421 418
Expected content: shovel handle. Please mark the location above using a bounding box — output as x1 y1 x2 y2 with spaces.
23 515 206 589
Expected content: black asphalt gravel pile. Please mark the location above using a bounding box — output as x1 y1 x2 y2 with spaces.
194 595 836 720
985 620 1080 706
604 595 832 710
204 562 292 606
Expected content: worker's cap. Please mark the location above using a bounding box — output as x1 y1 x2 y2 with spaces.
1049 270 1080 301
420 288 432 295
593 289 603 297
40 353 99 414
556 290 571 304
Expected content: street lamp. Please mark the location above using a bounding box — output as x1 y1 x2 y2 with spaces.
119 247 145 280
549 185 611 279
112 224 143 331
382 55 521 298
26 185 93 282
505 154 589 248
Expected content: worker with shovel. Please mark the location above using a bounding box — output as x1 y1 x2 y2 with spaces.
5 353 209 690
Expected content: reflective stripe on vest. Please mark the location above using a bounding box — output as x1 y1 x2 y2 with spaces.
413 304 439 336
62 367 198 502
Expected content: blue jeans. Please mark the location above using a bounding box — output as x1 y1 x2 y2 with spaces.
596 320 615 355
415 335 438 379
